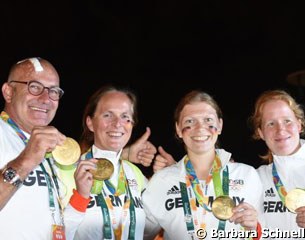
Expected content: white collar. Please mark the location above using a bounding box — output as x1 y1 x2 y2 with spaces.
91 145 121 163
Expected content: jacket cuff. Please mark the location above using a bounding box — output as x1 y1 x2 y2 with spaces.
253 222 262 240
69 189 91 212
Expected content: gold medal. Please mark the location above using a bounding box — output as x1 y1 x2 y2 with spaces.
52 137 81 169
285 188 305 213
90 158 114 181
211 195 236 220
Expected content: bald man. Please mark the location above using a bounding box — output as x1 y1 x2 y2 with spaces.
0 58 67 239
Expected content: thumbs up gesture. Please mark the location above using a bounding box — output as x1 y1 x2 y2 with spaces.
122 127 157 167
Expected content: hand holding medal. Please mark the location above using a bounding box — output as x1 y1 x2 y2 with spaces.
89 158 114 180
52 137 81 169
90 158 114 194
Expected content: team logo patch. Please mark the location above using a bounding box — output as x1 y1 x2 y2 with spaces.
229 179 244 191
265 187 276 197
167 185 180 195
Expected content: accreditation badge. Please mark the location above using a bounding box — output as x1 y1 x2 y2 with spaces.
212 195 236 220
52 224 66 240
285 188 305 213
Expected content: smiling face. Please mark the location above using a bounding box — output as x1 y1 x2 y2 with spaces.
176 101 223 156
2 58 60 133
86 91 134 152
258 99 302 156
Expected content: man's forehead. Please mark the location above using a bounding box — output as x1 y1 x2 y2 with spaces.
17 58 44 72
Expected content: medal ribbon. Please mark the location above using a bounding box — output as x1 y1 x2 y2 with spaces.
84 147 136 239
184 155 224 210
181 154 229 237
272 163 287 204
1 111 28 142
0 111 64 226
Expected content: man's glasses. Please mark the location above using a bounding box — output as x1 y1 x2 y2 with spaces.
9 80 64 101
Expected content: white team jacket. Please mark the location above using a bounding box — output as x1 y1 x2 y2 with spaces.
64 147 147 240
142 149 264 240
257 139 305 239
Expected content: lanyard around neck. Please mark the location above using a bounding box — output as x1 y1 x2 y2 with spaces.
181 154 229 236
84 147 136 239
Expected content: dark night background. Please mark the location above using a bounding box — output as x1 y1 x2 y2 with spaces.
1 1 305 177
